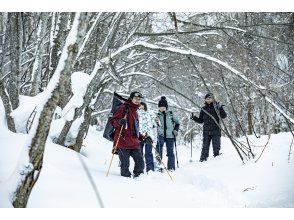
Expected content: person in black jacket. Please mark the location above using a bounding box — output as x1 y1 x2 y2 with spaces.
191 93 227 162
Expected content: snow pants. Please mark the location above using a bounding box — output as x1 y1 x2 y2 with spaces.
200 133 221 161
140 140 155 172
118 148 145 177
156 136 175 170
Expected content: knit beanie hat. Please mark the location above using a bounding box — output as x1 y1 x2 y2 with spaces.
158 96 168 108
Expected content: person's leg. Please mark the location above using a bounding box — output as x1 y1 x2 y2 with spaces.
200 134 212 161
139 140 145 156
145 141 155 172
118 149 131 177
166 138 175 170
131 148 145 177
156 136 165 160
212 135 221 157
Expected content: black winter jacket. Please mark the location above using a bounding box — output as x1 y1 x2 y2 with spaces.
192 102 227 136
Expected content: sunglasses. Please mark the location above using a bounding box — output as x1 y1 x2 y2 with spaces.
133 92 142 98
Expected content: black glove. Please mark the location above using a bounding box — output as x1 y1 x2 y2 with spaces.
112 148 118 154
190 113 194 120
191 113 198 121
214 102 223 109
118 118 127 126
145 136 153 145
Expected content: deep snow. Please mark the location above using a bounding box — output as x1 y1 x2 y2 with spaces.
1 109 293 207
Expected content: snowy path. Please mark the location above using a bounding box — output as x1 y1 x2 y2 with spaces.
1 124 294 207
26 128 294 207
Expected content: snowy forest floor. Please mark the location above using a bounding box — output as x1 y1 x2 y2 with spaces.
1 123 294 208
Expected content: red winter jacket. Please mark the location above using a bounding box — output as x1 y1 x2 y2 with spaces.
110 100 143 149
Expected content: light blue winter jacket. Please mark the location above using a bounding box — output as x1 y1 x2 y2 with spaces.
156 110 180 139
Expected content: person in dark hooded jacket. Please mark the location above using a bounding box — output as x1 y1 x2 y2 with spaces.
110 91 151 177
191 93 227 162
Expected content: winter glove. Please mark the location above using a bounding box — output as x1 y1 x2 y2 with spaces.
173 130 179 137
190 113 194 120
118 118 127 126
190 113 198 121
139 134 145 141
112 148 118 155
145 135 153 145
214 102 223 110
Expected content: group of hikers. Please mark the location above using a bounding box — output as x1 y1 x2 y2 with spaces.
108 91 227 178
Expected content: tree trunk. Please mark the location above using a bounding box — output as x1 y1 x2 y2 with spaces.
56 111 76 146
12 13 90 208
0 81 16 132
48 13 68 80
7 12 22 110
58 78 72 109
56 66 106 146
30 13 48 96
0 13 16 132
247 96 253 135
71 82 108 152
73 106 93 152
12 88 59 208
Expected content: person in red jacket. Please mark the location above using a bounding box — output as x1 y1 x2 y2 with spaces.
110 91 151 178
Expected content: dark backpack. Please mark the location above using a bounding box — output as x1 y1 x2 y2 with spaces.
103 92 128 142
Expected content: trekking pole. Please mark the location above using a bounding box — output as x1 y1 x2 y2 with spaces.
147 139 173 181
174 136 179 168
106 115 127 177
189 129 193 163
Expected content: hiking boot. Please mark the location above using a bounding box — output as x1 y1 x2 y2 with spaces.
214 153 222 157
133 172 143 178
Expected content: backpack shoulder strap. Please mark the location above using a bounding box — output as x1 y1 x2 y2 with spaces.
169 111 174 124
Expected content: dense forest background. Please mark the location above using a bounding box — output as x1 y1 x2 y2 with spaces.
0 12 293 207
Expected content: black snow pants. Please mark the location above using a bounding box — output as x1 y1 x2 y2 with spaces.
118 148 145 177
200 133 221 161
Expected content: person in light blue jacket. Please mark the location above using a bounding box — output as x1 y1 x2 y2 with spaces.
138 102 156 172
155 96 180 171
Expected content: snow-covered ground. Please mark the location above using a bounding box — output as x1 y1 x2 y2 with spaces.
1 102 293 208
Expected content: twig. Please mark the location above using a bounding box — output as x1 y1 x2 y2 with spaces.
77 153 104 207
255 128 273 163
288 136 294 162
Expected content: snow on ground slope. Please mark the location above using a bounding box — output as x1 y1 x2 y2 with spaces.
1 116 293 207
1 97 293 207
